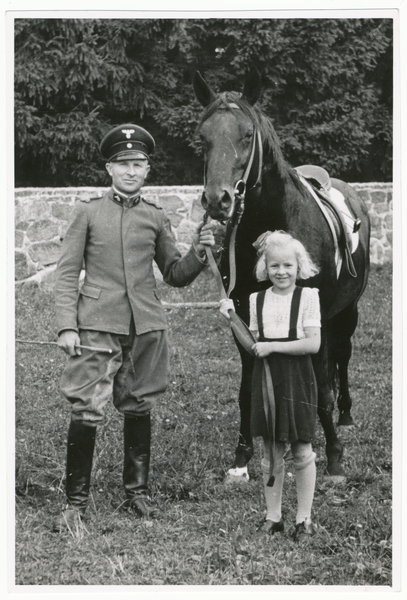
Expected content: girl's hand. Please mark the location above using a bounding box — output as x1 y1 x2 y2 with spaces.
252 342 274 358
219 298 235 319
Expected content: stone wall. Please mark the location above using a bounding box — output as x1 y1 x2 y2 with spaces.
14 183 392 286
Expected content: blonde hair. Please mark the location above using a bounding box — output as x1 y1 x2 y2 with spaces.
253 230 319 282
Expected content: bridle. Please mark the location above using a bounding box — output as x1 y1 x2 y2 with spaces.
203 112 263 299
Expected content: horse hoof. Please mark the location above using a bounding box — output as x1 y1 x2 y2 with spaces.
324 462 346 483
224 466 250 484
337 413 354 427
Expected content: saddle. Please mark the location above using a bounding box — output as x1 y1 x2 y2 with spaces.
295 165 361 278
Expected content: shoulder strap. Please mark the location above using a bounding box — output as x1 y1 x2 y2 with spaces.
257 286 303 341
256 290 267 340
80 195 102 203
288 286 303 340
141 196 162 209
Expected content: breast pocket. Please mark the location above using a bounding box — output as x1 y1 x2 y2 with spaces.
80 283 101 299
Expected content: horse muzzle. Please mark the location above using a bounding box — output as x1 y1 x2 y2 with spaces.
201 189 236 221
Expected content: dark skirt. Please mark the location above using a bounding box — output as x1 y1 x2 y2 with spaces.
251 353 318 443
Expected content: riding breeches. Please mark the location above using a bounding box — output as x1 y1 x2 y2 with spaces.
60 325 170 424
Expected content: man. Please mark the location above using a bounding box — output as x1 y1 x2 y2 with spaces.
53 123 215 531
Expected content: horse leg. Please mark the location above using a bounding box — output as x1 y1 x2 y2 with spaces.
330 304 359 427
230 343 255 469
317 386 345 480
336 340 354 427
312 335 346 481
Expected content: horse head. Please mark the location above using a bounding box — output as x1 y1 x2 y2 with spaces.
194 70 264 221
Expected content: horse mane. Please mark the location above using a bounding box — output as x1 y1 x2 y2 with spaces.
197 91 302 190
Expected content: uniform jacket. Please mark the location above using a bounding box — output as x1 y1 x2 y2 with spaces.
55 189 205 335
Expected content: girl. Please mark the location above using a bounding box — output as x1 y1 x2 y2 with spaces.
220 230 321 541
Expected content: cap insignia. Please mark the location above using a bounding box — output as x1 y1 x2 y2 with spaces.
122 129 135 139
127 143 133 148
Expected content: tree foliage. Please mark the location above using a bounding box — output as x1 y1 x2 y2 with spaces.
14 18 393 186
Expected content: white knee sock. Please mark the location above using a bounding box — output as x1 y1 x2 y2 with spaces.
261 455 285 523
293 451 316 525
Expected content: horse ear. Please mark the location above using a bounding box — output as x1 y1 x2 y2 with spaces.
242 68 262 105
193 71 217 107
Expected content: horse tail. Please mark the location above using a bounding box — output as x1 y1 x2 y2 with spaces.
325 318 339 396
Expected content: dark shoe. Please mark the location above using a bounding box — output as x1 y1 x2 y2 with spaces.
128 496 159 518
263 519 284 535
52 506 84 533
292 520 315 542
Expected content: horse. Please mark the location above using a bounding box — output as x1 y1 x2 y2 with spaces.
193 70 370 480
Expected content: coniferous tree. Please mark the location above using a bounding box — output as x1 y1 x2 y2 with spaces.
14 18 393 186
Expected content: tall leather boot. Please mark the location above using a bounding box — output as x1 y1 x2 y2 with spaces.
52 420 97 532
123 414 159 518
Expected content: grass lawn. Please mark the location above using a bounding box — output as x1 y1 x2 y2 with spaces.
14 265 393 587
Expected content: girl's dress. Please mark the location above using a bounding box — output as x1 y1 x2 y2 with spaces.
250 286 320 445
